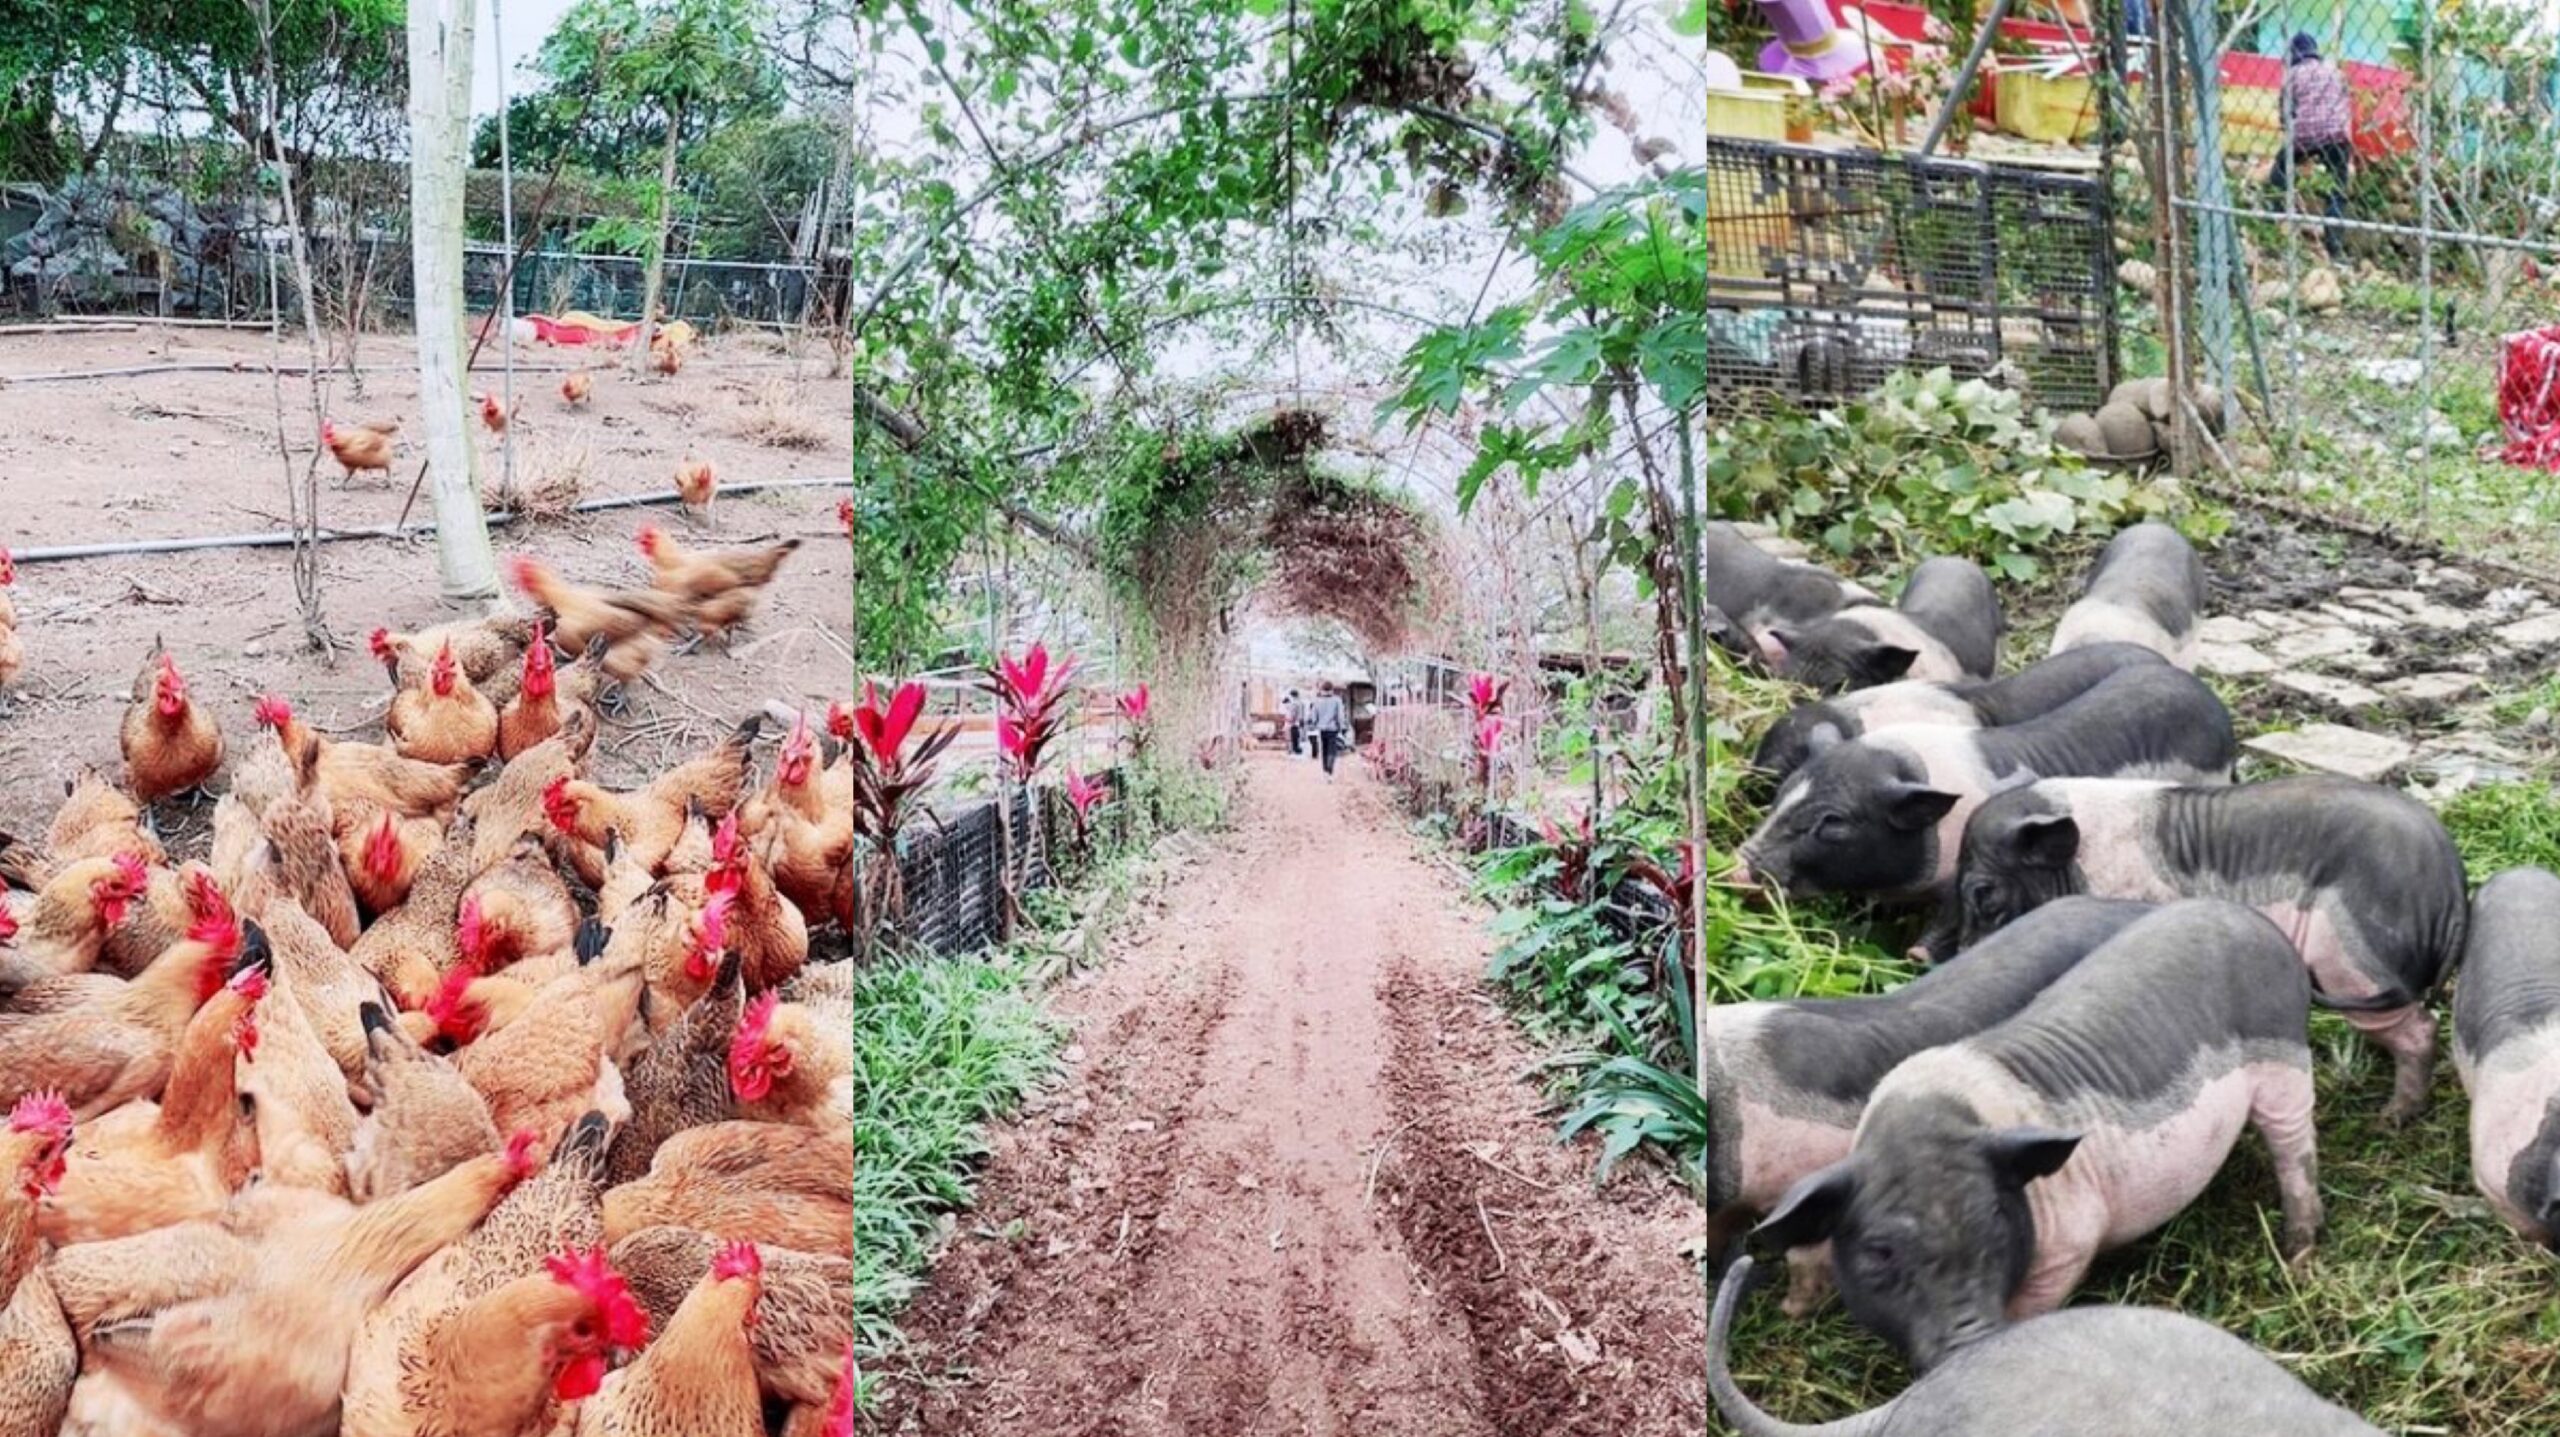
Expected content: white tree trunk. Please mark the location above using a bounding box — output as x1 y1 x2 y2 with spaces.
408 0 498 599
632 111 682 375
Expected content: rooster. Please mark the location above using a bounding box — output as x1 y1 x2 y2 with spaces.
611 1226 849 1429
727 987 849 1131
0 547 22 699
708 818 805 991
498 624 600 761
387 641 500 764
575 1240 763 1435
121 643 224 802
635 526 800 642
561 370 593 408
322 419 399 484
0 1091 75 1437
673 457 717 517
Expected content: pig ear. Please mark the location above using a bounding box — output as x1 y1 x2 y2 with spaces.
1802 721 1844 756
1864 644 1920 682
1883 784 1960 832
1752 1162 1855 1254
1757 627 1793 666
2012 814 2081 868
1981 1127 2081 1189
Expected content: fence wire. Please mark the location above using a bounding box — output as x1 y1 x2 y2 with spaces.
875 773 1126 961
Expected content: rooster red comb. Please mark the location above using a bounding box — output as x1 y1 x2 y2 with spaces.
729 989 783 1099
503 1128 541 1183
711 812 743 869
543 1246 650 1347
540 776 580 833
636 524 665 557
7 1090 71 1140
425 962 482 1043
253 693 294 728
712 1239 762 1282
457 893 489 962
0 548 16 585
368 627 394 661
111 852 151 898
0 887 15 944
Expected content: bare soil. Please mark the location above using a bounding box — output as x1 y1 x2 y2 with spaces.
871 752 1705 1437
0 326 850 834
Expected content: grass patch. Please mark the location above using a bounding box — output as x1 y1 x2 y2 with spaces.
2441 779 2560 874
727 378 836 450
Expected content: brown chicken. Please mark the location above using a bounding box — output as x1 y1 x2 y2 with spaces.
388 642 500 764
541 716 762 886
498 623 600 761
575 1238 761 1436
351 816 475 1011
83 1132 541 1437
348 1001 502 1203
712 817 808 992
366 615 536 702
476 391 520 435
653 342 686 378
216 742 363 951
453 923 647 1152
6 767 167 887
38 950 268 1244
254 695 471 825
742 715 854 928
460 722 587 875
727 984 849 1132
121 643 224 802
560 371 593 408
672 459 716 517
507 558 687 658
635 527 799 640
0 554 22 698
322 419 399 483
341 1113 624 1437
461 840 581 974
245 902 373 1169
341 804 444 919
610 1225 848 1418
605 953 743 1187
0 872 244 1119
0 1093 76 1437
0 853 148 991
601 1122 852 1254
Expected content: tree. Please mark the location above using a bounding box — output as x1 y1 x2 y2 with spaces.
408 0 499 599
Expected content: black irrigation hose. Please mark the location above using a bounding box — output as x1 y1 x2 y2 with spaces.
10 475 850 564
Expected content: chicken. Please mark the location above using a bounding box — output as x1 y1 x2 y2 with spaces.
82 1133 540 1437
610 1226 848 1415
42 1210 255 1345
341 1113 625 1437
366 615 536 705
387 641 500 765
560 371 593 408
321 420 398 483
542 716 762 886
605 953 743 1187
742 714 853 929
218 741 363 951
462 722 588 875
348 1002 501 1203
7 767 167 887
475 391 521 435
728 985 849 1132
715 819 809 992
0 872 245 1119
0 550 22 699
0 1093 76 1437
600 1122 852 1254
671 458 716 517
38 950 268 1244
461 839 581 972
341 805 444 919
121 643 224 802
507 557 687 658
634 527 800 640
626 887 726 1038
0 853 149 993
498 623 601 761
653 342 685 377
0 549 17 636
835 497 852 540
239 903 373 1189
575 1239 761 1436
351 815 476 1010
254 696 471 825
453 922 648 1153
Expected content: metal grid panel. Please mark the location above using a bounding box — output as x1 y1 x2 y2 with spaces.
880 773 1115 960
1708 138 2116 414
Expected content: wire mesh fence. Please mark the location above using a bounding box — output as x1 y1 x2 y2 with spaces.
873 772 1124 961
2155 0 2560 569
1708 136 2120 415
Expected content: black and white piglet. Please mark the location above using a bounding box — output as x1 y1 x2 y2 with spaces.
1952 774 2468 1122
1707 521 1874 659
1751 900 2322 1375
2455 865 2560 1246
2049 521 2210 669
1763 556 2004 693
1753 641 2170 784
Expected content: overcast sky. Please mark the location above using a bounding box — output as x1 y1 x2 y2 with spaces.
473 0 580 117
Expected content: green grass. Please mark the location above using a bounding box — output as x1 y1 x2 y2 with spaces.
2442 779 2560 877
852 949 1061 1408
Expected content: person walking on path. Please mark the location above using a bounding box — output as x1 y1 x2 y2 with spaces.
1284 688 1304 756
2271 32 2353 262
1309 683 1349 780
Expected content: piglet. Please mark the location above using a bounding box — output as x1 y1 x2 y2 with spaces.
1736 662 2233 904
1710 1255 2384 1437
1752 900 2322 1374
2455 865 2560 1245
1753 641 2169 784
1708 521 1874 656
1764 556 2003 692
2049 521 2209 669
1704 897 2156 1312
1951 775 2467 1122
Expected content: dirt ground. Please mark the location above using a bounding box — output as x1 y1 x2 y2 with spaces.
872 751 1705 1436
0 325 850 835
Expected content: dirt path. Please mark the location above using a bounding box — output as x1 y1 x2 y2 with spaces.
873 751 1704 1436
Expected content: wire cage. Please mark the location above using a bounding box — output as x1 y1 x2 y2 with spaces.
1708 138 2119 414
877 771 1123 961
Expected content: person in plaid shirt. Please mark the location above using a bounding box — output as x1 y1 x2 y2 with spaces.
2270 32 2353 260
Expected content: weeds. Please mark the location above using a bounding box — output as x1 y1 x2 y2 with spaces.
727 378 835 451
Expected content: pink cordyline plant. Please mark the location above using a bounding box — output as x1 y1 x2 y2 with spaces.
984 642 1080 785
1464 672 1508 722
849 680 959 850
1116 683 1152 759
1064 768 1109 848
1472 713 1506 789
1540 807 1598 904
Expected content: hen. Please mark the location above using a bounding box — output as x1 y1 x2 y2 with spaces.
322 420 398 483
635 526 800 640
713 817 808 991
367 615 535 705
215 741 363 951
728 984 850 1132
497 624 600 761
742 714 853 930
0 1093 75 1437
560 371 593 407
121 643 224 802
0 853 149 994
542 715 762 885
387 642 500 764
454 920 647 1153
461 839 582 972
460 722 587 874
610 1225 849 1418
348 1002 501 1203
506 558 687 659
350 817 475 1011
254 696 470 825
574 1239 761 1436
601 1121 851 1254
0 766 165 890
605 953 743 1187
340 805 444 919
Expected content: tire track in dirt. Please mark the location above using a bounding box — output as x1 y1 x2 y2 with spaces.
871 753 1702 1436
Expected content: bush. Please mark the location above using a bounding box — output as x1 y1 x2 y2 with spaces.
1708 366 2193 582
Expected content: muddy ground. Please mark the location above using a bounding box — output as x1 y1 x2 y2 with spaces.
871 753 1705 1437
0 325 851 837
